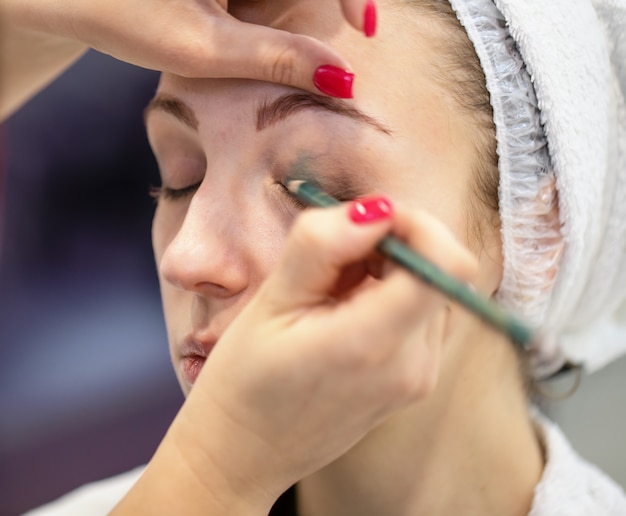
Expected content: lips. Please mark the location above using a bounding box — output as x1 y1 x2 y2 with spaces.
180 336 216 386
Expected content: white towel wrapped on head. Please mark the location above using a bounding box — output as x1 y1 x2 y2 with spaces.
450 0 626 377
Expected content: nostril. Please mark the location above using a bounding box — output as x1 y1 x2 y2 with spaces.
192 281 239 299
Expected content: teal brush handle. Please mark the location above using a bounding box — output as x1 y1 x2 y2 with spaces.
287 179 534 349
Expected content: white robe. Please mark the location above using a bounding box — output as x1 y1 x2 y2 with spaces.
25 413 626 516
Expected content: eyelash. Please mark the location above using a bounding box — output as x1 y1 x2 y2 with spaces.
276 180 358 211
277 181 309 210
149 179 358 209
149 181 202 201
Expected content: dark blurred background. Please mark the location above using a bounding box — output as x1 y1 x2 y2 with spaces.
1 49 625 516
0 51 183 515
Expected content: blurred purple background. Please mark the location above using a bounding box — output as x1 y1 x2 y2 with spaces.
0 51 183 515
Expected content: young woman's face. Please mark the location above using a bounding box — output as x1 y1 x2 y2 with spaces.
146 1 502 394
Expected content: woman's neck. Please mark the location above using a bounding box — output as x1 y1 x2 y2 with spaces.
296 332 544 516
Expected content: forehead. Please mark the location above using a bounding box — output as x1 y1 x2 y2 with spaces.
157 12 453 139
150 3 478 186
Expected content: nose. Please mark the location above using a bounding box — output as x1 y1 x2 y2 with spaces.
158 192 249 299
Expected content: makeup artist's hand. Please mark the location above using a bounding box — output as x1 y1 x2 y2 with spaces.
0 0 374 119
121 199 477 513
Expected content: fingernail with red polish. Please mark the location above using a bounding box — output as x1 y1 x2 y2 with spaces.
313 65 355 99
349 197 393 224
364 0 377 38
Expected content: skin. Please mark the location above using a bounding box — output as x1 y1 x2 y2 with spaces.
125 1 545 514
0 0 369 120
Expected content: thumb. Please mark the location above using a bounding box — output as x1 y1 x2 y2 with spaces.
263 200 393 313
207 17 355 98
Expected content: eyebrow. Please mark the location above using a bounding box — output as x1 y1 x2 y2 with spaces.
144 95 199 130
256 93 392 135
144 92 392 136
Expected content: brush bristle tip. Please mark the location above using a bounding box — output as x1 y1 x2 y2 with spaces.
286 178 306 194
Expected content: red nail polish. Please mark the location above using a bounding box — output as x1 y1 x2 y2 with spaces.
364 0 377 38
313 65 355 99
349 197 393 224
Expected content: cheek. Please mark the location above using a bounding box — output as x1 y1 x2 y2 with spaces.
151 201 186 267
151 205 184 326
151 203 192 336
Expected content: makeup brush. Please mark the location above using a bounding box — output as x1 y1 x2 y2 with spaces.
285 178 534 349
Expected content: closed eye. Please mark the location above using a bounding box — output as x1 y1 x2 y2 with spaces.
149 181 202 202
